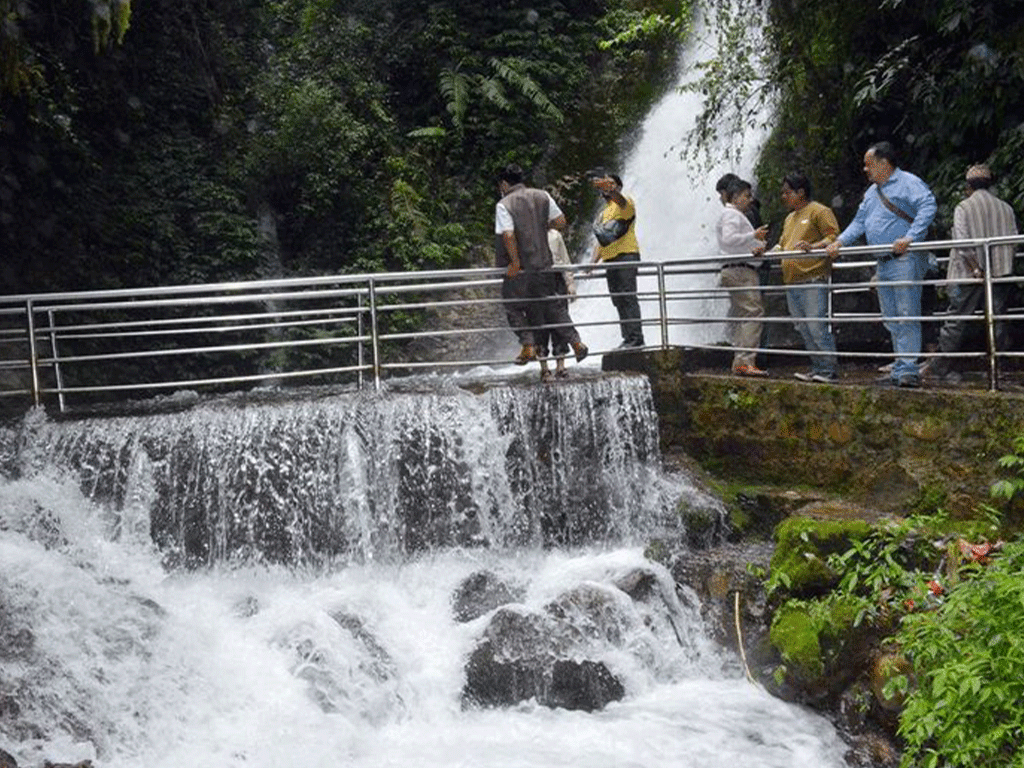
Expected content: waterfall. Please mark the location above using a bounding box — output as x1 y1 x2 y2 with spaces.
572 12 772 353
1 374 694 567
0 15 856 768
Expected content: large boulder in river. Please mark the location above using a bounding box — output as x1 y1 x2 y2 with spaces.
461 606 624 711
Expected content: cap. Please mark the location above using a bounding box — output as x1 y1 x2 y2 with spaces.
965 164 992 181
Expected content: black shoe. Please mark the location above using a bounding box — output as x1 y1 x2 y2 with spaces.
617 339 644 349
897 374 921 389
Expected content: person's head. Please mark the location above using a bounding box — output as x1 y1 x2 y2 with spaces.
498 164 525 195
965 163 994 193
592 171 623 198
725 178 753 211
716 173 740 204
863 142 898 185
781 172 811 210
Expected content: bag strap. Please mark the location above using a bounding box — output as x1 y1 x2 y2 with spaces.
875 186 914 224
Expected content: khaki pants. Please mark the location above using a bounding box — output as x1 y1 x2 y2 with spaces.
720 265 764 368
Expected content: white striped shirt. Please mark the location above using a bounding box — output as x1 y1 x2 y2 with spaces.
949 188 1018 280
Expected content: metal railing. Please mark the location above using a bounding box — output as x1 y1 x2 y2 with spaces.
0 234 1021 413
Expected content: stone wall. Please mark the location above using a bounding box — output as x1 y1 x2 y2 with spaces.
606 348 1024 518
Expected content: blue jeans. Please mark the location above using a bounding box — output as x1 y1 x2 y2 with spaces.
875 252 927 380
786 280 836 376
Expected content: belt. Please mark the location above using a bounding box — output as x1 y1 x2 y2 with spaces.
722 263 757 271
877 252 903 263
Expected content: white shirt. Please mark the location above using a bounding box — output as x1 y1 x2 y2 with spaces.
495 192 563 234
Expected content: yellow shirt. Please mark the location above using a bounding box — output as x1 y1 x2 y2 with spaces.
778 201 839 284
596 196 639 261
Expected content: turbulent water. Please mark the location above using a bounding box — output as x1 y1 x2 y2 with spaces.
0 374 850 768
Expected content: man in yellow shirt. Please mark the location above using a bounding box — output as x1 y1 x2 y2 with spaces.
589 172 645 348
776 172 841 383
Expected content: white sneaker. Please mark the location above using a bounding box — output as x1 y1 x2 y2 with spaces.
793 372 813 382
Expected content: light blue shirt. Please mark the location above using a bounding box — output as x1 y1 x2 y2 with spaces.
837 168 936 249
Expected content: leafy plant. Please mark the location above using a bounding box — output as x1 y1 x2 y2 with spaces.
889 539 1024 768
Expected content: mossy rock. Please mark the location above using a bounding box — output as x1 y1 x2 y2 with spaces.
770 603 823 681
769 594 876 702
770 517 873 598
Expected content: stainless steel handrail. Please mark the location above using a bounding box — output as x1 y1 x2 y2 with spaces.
0 234 1021 412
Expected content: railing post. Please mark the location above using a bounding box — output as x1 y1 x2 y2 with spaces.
367 277 381 391
981 241 999 392
24 299 41 408
48 309 67 413
656 263 669 349
356 293 365 390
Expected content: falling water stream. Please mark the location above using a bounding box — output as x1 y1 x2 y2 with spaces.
0 15 852 768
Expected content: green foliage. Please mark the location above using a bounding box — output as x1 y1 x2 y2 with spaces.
767 516 873 599
991 433 1024 502
893 539 1024 768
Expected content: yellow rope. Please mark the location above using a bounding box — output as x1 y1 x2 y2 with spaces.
734 590 756 684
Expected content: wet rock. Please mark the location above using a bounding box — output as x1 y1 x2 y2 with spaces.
451 570 524 623
461 601 626 712
0 748 17 768
670 542 773 662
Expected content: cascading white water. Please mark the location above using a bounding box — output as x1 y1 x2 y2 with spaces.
0 15 855 768
571 12 772 354
0 374 850 768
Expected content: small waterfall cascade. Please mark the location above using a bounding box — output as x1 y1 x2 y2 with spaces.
0 374 693 567
0 375 851 768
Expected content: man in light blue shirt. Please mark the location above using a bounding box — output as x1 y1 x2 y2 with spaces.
826 142 936 387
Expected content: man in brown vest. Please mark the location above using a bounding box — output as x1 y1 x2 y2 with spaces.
495 164 587 371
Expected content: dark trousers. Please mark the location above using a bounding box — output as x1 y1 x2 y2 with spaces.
604 252 644 345
933 282 1010 375
503 270 580 351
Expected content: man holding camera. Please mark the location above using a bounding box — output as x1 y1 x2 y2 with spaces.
589 171 645 349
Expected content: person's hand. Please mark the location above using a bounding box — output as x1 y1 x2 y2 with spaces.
754 225 768 242
752 244 766 256
892 237 911 255
795 239 813 252
593 177 615 193
506 259 521 278
825 241 842 259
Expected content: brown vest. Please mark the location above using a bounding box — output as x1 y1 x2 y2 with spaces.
495 184 554 271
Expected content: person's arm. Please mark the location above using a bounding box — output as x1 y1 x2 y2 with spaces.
718 208 762 253
951 202 983 276
827 195 867 257
893 178 937 254
502 230 521 277
805 206 840 253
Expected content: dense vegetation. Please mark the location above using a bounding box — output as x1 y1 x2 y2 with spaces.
0 0 686 295
691 0 1024 233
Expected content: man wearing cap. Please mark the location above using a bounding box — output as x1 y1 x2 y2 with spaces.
926 164 1019 380
825 141 936 388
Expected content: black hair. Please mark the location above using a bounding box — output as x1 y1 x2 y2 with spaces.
868 141 898 167
608 173 623 188
716 173 740 193
782 171 812 199
498 164 525 185
967 176 994 190
725 178 751 203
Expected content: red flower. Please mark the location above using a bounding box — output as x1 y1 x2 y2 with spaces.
927 580 944 596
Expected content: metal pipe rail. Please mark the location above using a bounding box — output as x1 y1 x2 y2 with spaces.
0 234 1021 413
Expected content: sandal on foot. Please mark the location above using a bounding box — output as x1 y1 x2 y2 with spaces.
540 369 553 382
514 345 537 365
555 369 569 379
